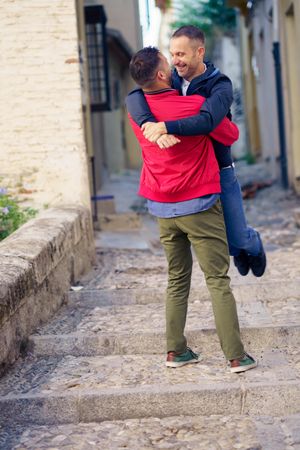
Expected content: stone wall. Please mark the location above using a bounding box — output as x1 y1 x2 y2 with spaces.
0 0 91 209
0 207 95 375
214 36 247 160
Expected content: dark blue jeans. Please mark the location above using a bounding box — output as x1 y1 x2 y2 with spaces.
220 166 261 257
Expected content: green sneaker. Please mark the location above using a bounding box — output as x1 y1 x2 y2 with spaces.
229 352 257 373
166 347 200 368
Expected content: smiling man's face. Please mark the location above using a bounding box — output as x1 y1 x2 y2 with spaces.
169 35 205 81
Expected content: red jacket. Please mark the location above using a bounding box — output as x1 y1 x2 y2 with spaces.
129 89 239 202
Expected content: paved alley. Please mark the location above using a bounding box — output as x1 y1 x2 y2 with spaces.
1 164 300 449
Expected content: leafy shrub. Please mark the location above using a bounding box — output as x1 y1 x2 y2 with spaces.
0 188 38 241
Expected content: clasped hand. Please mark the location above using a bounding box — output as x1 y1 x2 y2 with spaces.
141 122 180 149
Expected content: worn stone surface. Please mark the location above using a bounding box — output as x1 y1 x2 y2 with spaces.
0 206 95 374
0 415 265 450
78 246 300 291
0 169 300 448
29 326 300 358
32 294 300 336
1 414 300 449
95 230 149 249
25 282 300 358
65 277 300 306
1 349 300 424
98 212 142 232
0 349 298 397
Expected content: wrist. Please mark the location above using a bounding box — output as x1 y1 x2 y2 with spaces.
165 120 180 135
159 122 167 134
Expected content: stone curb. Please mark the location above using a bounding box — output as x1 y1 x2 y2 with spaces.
1 380 300 426
29 325 300 356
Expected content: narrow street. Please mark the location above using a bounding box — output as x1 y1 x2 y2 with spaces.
1 163 300 449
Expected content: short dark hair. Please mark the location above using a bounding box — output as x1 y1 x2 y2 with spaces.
129 46 161 88
172 25 205 45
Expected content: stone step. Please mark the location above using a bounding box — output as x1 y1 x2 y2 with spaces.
29 289 300 356
83 247 300 292
2 413 300 449
0 349 299 425
69 278 300 306
37 292 300 334
29 325 300 357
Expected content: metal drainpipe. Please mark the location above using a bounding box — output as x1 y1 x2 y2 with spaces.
272 0 289 189
91 156 98 222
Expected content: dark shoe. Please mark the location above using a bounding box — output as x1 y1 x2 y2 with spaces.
229 352 257 373
166 347 201 368
248 239 266 277
233 250 250 276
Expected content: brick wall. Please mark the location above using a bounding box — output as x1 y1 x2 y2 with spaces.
0 0 91 209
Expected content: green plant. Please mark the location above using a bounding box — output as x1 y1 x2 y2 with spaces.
171 0 237 55
0 188 38 241
172 0 236 33
236 152 256 165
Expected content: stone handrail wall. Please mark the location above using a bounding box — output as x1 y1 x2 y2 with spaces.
0 206 95 375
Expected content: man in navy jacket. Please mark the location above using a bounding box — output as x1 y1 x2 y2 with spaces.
126 25 266 278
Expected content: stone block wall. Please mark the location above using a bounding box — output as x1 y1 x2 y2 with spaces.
0 206 95 376
0 0 91 208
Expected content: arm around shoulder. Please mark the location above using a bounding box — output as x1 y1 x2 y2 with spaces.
164 75 234 136
200 75 234 129
125 88 157 127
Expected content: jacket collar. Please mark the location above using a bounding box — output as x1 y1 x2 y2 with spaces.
172 61 220 93
144 88 175 95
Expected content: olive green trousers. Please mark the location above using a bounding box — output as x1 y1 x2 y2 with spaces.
158 200 245 361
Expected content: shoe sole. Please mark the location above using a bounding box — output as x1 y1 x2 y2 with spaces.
230 361 258 373
166 357 201 368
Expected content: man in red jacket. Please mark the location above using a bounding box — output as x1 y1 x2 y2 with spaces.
128 46 257 373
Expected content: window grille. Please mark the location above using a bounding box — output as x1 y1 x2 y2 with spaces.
84 5 110 111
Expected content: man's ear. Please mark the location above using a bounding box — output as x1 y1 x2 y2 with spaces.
157 70 166 81
197 46 205 58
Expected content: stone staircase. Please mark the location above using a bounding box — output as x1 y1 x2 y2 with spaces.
1 238 300 449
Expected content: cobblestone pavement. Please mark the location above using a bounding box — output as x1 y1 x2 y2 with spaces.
2 414 300 450
1 165 300 449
